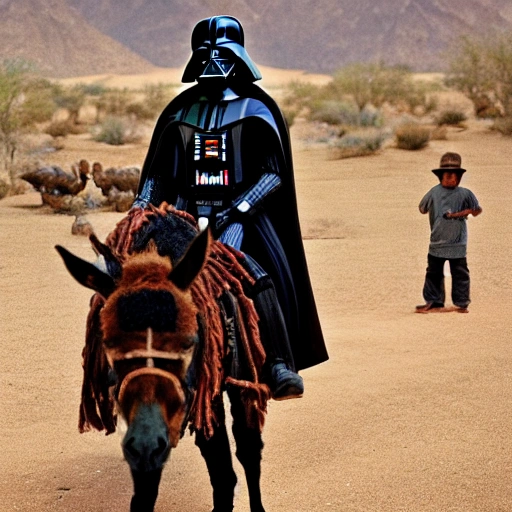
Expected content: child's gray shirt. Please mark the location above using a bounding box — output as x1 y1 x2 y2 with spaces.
419 184 480 258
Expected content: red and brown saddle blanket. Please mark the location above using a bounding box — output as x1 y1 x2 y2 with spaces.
79 203 269 439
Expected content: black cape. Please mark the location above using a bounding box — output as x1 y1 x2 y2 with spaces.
136 81 328 370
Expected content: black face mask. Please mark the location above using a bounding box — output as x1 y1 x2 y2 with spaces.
182 16 261 84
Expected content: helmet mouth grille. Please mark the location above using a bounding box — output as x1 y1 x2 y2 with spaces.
199 59 235 79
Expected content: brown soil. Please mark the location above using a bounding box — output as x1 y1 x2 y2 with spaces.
1 70 511 512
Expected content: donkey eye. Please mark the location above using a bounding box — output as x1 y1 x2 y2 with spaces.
181 336 198 350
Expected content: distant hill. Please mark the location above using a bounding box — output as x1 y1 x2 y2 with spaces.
0 0 155 77
67 0 512 73
1 0 512 77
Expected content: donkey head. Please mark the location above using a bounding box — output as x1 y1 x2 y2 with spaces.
56 228 210 472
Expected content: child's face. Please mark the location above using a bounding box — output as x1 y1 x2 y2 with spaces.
441 171 460 189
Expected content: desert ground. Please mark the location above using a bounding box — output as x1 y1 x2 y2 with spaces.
1 68 511 512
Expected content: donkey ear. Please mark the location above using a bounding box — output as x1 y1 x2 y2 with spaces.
55 245 116 299
89 233 122 280
168 227 210 290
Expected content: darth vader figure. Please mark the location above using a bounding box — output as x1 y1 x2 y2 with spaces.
135 15 328 399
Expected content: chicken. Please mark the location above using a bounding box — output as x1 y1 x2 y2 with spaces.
21 160 90 196
91 162 140 196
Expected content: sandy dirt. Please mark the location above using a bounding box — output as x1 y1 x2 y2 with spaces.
1 74 511 511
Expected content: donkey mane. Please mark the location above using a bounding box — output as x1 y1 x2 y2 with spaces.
80 203 269 439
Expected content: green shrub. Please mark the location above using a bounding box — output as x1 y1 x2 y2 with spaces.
282 80 322 108
308 100 359 125
436 110 467 126
330 131 386 159
93 116 141 145
281 106 299 127
446 32 512 117
79 83 108 96
359 107 383 127
94 89 135 118
307 100 383 128
395 124 431 150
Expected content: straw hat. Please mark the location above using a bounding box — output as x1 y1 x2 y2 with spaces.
432 152 466 178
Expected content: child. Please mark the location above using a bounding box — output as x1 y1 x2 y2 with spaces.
416 152 482 313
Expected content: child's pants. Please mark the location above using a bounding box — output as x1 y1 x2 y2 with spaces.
422 254 470 307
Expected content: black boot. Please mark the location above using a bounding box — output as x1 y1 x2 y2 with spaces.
249 274 304 400
271 359 304 400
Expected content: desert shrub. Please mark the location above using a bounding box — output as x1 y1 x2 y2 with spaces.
395 124 431 150
492 117 512 136
93 116 141 145
330 131 386 159
446 32 512 117
307 100 383 129
281 106 299 127
126 83 176 120
94 89 135 118
401 81 441 115
45 120 85 138
308 100 360 125
436 110 467 126
327 63 428 112
0 178 9 199
0 59 57 181
79 83 108 96
53 84 86 124
282 80 322 110
359 107 383 127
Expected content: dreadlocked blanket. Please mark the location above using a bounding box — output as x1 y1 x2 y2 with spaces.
79 203 270 439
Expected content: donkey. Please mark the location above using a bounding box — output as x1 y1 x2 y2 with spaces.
56 205 270 512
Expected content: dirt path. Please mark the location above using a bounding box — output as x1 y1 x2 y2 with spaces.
1 121 511 511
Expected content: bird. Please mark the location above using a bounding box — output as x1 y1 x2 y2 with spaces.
20 160 90 197
91 162 140 196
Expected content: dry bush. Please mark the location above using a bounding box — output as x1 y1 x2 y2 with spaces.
45 120 86 138
395 124 431 150
436 110 467 126
446 32 512 117
492 117 512 136
330 131 386 159
0 178 9 199
308 100 359 125
92 116 143 145
281 105 300 127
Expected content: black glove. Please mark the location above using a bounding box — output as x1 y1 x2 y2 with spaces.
215 206 241 235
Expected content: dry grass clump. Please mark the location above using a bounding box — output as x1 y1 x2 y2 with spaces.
491 117 512 136
44 120 86 138
436 109 467 127
330 131 386 159
0 178 9 199
395 124 431 150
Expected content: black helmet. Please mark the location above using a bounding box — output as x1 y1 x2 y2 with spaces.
182 16 261 83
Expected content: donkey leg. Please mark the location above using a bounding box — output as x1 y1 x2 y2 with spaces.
129 468 162 512
195 423 238 512
228 387 266 512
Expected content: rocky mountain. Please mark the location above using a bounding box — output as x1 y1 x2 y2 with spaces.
1 0 511 77
0 0 155 77
67 0 512 73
